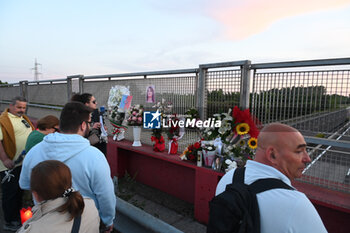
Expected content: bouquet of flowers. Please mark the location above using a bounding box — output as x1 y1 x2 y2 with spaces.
180 141 202 162
127 105 143 126
199 106 259 172
202 142 217 167
165 114 186 154
202 143 216 151
107 85 130 140
167 115 180 154
151 99 173 152
201 110 234 142
221 106 260 172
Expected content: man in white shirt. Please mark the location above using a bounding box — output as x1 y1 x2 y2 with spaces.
216 123 327 233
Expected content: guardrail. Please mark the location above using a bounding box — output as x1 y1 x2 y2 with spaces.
115 197 183 233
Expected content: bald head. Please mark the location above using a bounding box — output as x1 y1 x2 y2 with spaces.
255 123 310 180
257 123 299 151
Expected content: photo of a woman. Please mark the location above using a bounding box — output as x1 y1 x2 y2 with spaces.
146 85 155 103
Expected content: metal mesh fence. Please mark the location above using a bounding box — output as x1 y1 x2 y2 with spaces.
0 85 20 112
26 107 61 119
83 75 198 152
300 146 350 195
27 83 68 106
0 85 20 101
251 70 350 134
205 69 241 118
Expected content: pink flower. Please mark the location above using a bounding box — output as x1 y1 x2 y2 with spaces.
137 117 142 122
132 116 137 121
132 111 137 116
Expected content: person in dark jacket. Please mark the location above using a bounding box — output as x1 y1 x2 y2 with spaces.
71 93 107 155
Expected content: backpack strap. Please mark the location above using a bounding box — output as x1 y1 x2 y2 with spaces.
232 167 245 184
232 167 294 193
249 178 294 194
71 214 81 233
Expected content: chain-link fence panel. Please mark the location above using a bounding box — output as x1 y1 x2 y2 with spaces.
82 75 198 152
205 69 241 118
301 146 350 195
0 85 20 101
251 69 350 134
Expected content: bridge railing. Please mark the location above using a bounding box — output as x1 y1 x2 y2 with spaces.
250 58 350 135
1 58 350 200
303 135 350 196
0 57 350 157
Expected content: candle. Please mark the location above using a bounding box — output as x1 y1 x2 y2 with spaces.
20 207 33 224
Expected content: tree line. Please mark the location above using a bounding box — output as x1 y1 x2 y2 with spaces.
206 86 350 121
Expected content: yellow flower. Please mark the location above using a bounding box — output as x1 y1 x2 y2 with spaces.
248 137 258 149
239 139 246 147
236 123 250 135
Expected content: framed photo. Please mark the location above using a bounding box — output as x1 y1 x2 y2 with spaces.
212 154 224 171
146 85 155 103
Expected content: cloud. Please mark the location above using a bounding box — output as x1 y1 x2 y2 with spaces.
208 0 350 40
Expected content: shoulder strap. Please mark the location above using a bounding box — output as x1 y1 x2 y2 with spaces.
232 167 245 184
232 167 294 193
249 178 294 194
71 215 81 233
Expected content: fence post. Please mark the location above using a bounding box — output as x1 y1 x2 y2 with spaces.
240 61 252 110
19 80 28 100
197 66 207 120
67 75 83 100
19 80 29 114
79 76 84 94
67 76 73 101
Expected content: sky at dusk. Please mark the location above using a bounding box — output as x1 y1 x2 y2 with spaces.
1 0 350 83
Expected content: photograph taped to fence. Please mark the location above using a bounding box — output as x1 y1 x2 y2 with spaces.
146 85 155 103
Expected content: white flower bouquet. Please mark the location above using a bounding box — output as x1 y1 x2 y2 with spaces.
107 85 130 140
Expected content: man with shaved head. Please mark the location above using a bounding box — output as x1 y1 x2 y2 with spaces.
215 123 327 233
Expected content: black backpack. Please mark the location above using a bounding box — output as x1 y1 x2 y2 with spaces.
207 167 293 233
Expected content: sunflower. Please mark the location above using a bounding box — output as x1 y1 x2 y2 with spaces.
248 137 258 149
236 123 250 135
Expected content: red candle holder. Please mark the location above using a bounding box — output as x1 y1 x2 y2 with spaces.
20 207 33 224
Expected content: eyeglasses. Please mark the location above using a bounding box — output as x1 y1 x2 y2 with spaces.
53 127 60 132
21 120 30 128
84 121 92 126
92 100 96 104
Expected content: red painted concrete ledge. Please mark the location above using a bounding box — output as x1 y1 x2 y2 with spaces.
106 138 350 233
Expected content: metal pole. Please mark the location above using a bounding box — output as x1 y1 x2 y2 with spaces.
197 66 207 120
67 76 73 101
79 75 84 94
19 80 28 100
19 80 29 114
240 60 252 110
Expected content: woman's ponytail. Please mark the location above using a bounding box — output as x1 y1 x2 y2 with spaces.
58 190 85 220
